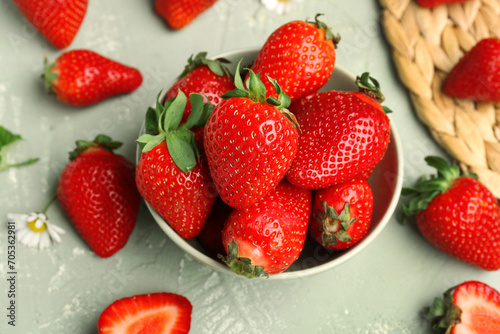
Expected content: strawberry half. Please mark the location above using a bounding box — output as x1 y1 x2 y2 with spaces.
204 61 299 209
166 52 235 123
57 135 140 258
98 292 192 334
12 0 88 49
136 91 216 239
43 49 143 107
155 0 218 30
402 156 500 271
250 14 339 103
423 281 500 333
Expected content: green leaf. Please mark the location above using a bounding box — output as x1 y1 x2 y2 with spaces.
137 133 166 152
163 90 188 132
0 126 38 171
165 130 197 173
233 58 246 91
182 93 213 130
0 125 22 148
145 106 159 133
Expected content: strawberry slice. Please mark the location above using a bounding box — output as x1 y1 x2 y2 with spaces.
424 281 500 333
98 293 192 334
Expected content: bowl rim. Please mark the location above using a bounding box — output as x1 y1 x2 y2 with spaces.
137 48 405 280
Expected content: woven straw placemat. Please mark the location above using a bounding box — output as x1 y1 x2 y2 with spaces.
378 0 500 197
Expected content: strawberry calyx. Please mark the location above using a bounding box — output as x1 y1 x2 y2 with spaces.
314 201 357 246
68 134 122 161
401 156 475 217
355 72 392 114
307 13 341 48
218 239 269 279
422 286 462 334
136 90 213 172
178 52 232 78
43 56 59 95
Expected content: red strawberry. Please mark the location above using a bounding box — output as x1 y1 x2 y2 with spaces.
136 91 217 239
12 0 87 49
250 14 339 102
57 135 140 258
442 38 500 103
423 281 500 333
166 52 235 123
204 63 299 209
402 156 500 271
98 292 192 334
155 0 218 30
43 49 143 107
416 0 470 8
197 196 233 256
220 180 312 277
285 73 391 189
309 178 374 251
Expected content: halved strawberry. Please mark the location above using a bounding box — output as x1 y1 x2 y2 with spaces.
98 292 192 334
423 281 500 333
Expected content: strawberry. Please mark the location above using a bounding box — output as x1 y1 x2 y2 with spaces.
165 52 235 123
442 38 500 103
309 178 374 251
98 292 192 334
197 196 233 256
423 281 500 333
402 156 500 271
43 49 143 107
249 14 339 103
136 91 216 239
285 73 392 189
204 62 299 209
57 135 140 258
416 0 470 8
219 180 312 277
155 0 218 30
12 0 88 49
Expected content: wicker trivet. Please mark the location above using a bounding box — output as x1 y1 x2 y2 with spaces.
378 0 500 197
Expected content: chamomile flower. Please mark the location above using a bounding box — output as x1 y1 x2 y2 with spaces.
7 195 65 250
261 0 302 15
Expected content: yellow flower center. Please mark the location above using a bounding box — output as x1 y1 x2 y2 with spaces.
28 219 47 233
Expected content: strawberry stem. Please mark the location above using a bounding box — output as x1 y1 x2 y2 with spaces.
308 14 341 48
178 52 231 78
355 72 393 113
218 239 269 279
42 56 58 95
314 201 357 246
423 286 462 334
68 134 122 161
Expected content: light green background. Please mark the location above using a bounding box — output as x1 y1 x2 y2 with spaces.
1 0 498 333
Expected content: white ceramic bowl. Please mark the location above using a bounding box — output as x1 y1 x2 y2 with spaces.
137 48 404 280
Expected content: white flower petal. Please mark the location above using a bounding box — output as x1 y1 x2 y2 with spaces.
29 232 41 248
39 233 51 250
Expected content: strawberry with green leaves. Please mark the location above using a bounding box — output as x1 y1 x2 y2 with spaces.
136 91 216 239
250 14 339 102
12 0 88 49
98 292 192 334
203 62 299 209
423 281 500 333
219 180 312 278
286 73 391 189
310 178 374 251
166 52 235 123
57 135 140 258
155 0 218 30
442 38 500 103
402 156 500 271
43 49 143 107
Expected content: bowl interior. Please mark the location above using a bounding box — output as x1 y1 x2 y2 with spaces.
137 48 404 280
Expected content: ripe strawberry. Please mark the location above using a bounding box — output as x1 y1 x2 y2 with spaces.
166 52 235 123
220 180 312 277
423 281 500 333
416 0 470 8
285 73 391 189
402 156 500 271
155 0 218 30
249 14 339 103
98 292 192 334
197 196 233 256
309 178 374 251
136 91 216 239
12 0 87 49
204 63 299 209
43 49 143 107
442 38 500 103
57 135 140 258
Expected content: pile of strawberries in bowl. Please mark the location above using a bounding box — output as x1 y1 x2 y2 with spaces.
135 15 403 279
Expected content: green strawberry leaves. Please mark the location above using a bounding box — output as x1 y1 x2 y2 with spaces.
356 72 393 114
218 239 269 279
137 90 213 173
179 52 232 78
0 126 39 171
307 13 341 47
314 201 357 246
422 285 462 334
